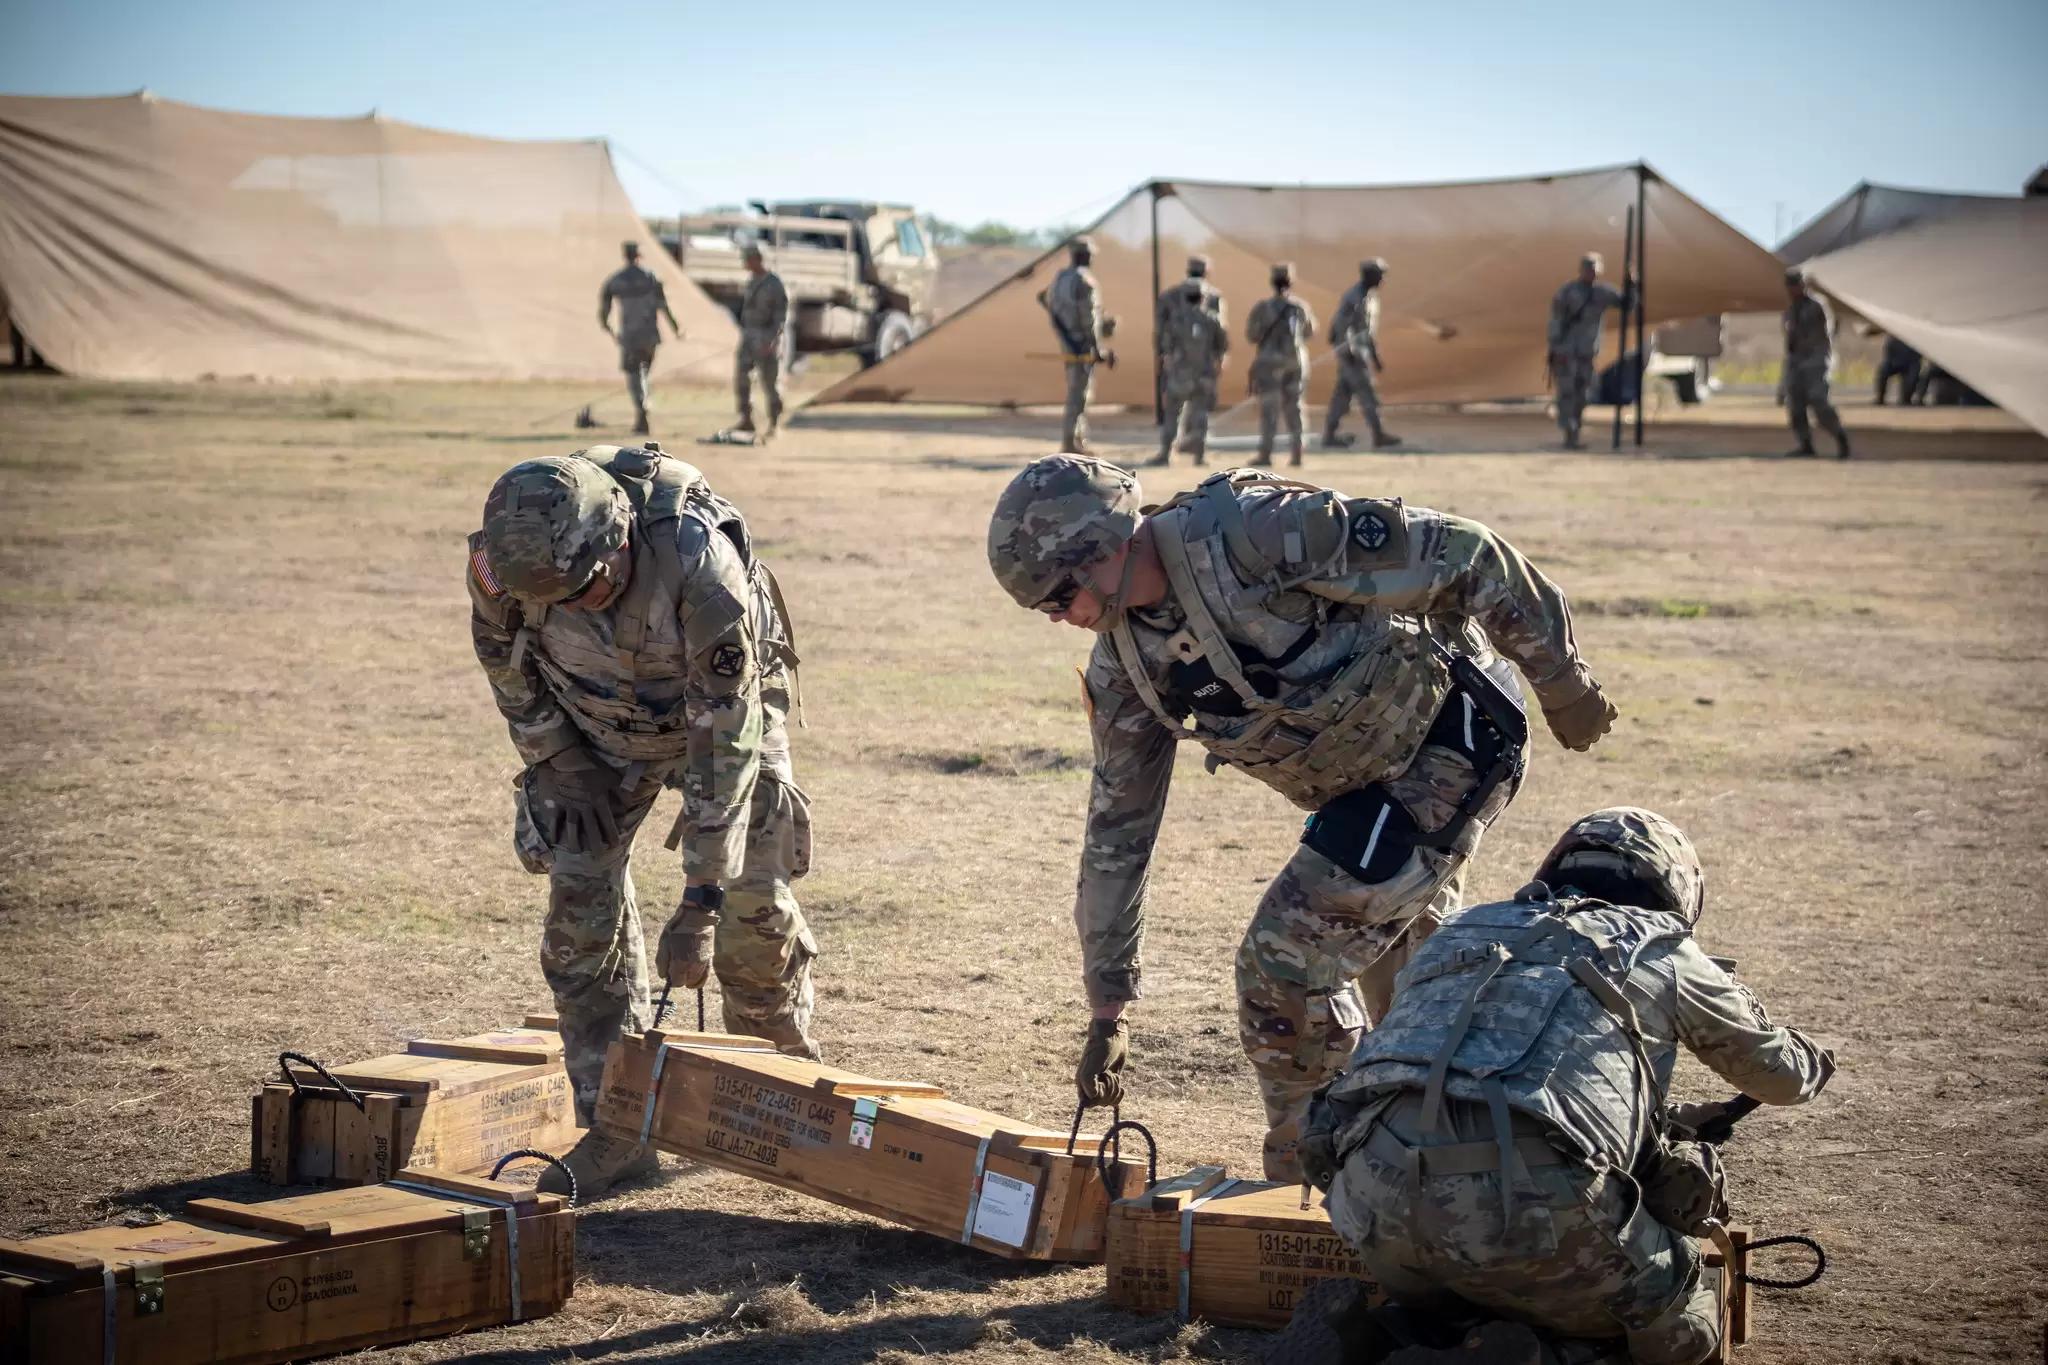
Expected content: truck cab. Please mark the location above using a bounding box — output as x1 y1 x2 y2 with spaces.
662 201 937 367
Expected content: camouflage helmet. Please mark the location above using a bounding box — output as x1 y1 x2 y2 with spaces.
1535 807 1705 924
1069 235 1095 262
1186 254 1211 277
987 455 1141 609
480 456 631 604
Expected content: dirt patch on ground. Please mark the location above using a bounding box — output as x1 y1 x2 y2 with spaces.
1 375 2043 1362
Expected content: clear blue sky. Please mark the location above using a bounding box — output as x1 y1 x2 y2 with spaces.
5 0 2042 245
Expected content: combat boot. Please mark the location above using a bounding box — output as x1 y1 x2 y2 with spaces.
1373 430 1404 448
1835 435 1852 460
1785 443 1817 458
735 416 757 434
1143 450 1172 467
1323 430 1356 449
632 411 650 436
538 1126 660 1202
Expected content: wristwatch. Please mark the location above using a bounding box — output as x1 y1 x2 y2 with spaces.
682 883 726 912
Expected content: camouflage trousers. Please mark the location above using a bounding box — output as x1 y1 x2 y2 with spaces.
1062 361 1096 453
1236 739 1520 1181
1326 1092 1718 1365
1552 350 1596 440
1785 361 1847 451
1323 354 1382 438
515 723 817 1123
736 331 783 429
1159 367 1218 460
620 342 656 421
1255 369 1306 463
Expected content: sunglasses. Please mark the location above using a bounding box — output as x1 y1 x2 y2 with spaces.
1036 574 1085 615
561 555 617 607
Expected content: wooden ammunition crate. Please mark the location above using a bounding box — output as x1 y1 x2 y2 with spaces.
251 1015 578 1186
593 1028 1145 1261
1111 1168 1759 1352
0 1169 572 1365
1107 1166 1384 1329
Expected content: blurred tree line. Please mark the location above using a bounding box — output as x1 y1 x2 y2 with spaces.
921 216 1078 249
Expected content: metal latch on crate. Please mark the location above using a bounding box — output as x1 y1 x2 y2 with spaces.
132 1260 165 1314
461 1208 491 1261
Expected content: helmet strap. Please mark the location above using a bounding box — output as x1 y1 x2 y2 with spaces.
1087 538 1143 635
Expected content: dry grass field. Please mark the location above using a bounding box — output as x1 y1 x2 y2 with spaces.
1 375 2043 1364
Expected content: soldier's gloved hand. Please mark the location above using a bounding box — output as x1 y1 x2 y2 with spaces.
1544 683 1617 752
531 749 622 853
1668 1098 1755 1145
1075 1017 1129 1108
656 905 717 990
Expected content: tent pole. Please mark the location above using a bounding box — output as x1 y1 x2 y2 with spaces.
1150 183 1164 426
1610 203 1634 452
1634 165 1647 447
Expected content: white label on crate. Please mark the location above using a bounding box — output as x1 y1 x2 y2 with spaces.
849 1118 874 1149
972 1170 1037 1247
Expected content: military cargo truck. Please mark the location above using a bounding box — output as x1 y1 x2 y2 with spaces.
661 201 938 367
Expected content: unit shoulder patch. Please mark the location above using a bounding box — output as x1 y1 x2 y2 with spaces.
1345 498 1409 567
708 642 748 678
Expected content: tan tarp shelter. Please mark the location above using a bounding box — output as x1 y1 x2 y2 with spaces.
0 93 736 381
817 164 1785 409
1800 196 2048 437
1776 180 2018 265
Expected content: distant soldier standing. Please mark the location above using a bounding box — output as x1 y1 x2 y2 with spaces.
1041 237 1109 454
468 443 822 1197
1323 257 1401 450
599 242 683 437
1547 253 1630 449
986 456 1617 1180
1783 268 1852 459
735 245 789 440
1149 254 1229 467
1245 262 1317 467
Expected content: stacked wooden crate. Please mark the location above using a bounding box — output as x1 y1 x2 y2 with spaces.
0 1169 572 1365
250 1016 578 1186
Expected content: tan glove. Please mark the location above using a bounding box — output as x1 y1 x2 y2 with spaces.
1544 683 1617 751
1075 1018 1129 1108
656 905 717 989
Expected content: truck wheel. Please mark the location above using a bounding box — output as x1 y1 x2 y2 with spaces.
868 311 915 367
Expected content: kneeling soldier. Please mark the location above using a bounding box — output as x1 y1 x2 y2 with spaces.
986 456 1616 1180
1308 809 1834 1364
469 443 820 1198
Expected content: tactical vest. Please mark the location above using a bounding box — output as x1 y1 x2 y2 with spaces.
1331 895 1694 1168
516 445 794 762
1111 471 1452 811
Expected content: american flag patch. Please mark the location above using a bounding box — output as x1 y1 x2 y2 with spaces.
471 545 504 597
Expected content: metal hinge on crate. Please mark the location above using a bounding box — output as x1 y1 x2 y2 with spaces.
461 1208 491 1261
132 1259 166 1314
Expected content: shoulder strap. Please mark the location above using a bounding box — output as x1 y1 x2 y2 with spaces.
1198 473 1353 593
1150 506 1269 712
1110 622 1198 739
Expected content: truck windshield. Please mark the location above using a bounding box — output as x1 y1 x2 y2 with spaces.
896 219 927 259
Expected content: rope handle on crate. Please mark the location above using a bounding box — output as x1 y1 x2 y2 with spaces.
1096 1119 1158 1200
278 1052 365 1112
489 1149 579 1208
1738 1234 1827 1290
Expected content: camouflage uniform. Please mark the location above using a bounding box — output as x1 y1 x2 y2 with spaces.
1547 275 1626 445
1318 810 1834 1365
1324 281 1385 444
1050 468 1601 1179
601 262 671 429
1046 260 1104 453
736 267 789 432
1155 278 1229 463
1783 290 1849 455
469 445 817 1121
1246 291 1318 465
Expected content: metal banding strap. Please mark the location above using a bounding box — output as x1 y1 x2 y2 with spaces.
101 1266 115 1365
634 1041 776 1144
1178 1178 1240 1321
640 1042 674 1143
387 1182 524 1323
959 1137 993 1244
